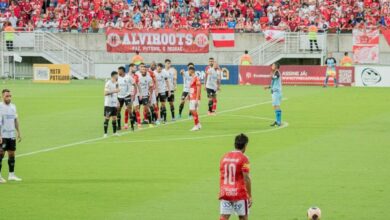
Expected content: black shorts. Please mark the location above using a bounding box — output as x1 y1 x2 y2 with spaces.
1 138 16 151
141 97 150 106
206 88 217 98
104 106 118 117
118 96 132 107
166 91 175 102
181 92 189 100
157 93 167 102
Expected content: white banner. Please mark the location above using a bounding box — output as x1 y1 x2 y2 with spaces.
355 66 390 87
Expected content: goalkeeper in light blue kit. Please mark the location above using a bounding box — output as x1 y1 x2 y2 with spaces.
264 62 282 126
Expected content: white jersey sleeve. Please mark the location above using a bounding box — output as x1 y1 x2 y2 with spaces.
183 71 191 93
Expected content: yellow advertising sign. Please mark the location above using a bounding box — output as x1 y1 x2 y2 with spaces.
33 64 71 83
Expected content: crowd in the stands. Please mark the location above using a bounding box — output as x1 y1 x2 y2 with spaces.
0 0 388 33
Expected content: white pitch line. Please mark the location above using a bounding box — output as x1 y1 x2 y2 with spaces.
16 99 287 159
97 115 289 144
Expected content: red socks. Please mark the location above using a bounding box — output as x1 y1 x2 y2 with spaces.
124 109 129 124
192 111 199 125
154 106 159 120
212 98 217 112
135 111 141 124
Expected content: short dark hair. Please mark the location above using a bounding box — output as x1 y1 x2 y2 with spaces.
2 89 10 94
312 214 318 220
187 62 195 67
129 63 135 67
188 66 195 71
344 52 348 56
118 66 125 72
135 51 139 54
245 50 248 54
273 62 280 69
111 71 118 77
165 59 171 63
234 133 248 150
157 63 164 68
139 62 145 66
209 57 214 60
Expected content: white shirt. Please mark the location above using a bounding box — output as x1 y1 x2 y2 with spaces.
164 67 176 91
206 68 221 90
104 80 119 107
138 73 153 97
117 74 134 98
0 102 18 139
155 70 169 94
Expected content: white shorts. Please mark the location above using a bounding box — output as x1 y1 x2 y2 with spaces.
189 100 199 111
220 200 249 216
151 91 157 105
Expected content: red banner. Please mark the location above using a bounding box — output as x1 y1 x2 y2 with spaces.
106 28 209 53
239 65 355 86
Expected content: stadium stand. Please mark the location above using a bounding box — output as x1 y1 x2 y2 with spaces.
0 0 388 33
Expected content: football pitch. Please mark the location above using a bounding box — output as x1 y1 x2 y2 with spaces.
1 80 389 220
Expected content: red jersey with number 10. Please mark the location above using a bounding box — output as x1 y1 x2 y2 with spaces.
219 151 250 201
189 76 201 101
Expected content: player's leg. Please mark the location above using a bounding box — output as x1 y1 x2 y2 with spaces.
104 107 110 137
190 100 201 131
314 39 319 51
235 200 249 220
271 93 282 126
0 147 5 183
309 40 313 52
133 98 142 128
324 71 329 87
111 107 118 135
212 92 218 114
168 91 175 120
116 99 124 130
178 92 187 118
6 139 21 181
207 89 213 114
333 73 338 87
220 200 233 220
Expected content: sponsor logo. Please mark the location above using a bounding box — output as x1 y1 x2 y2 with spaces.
246 72 252 79
221 67 230 80
361 68 381 86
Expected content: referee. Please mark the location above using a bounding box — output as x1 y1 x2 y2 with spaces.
0 89 22 183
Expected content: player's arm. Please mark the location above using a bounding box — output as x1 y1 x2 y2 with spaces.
243 172 252 207
204 70 208 90
196 80 201 100
0 119 2 145
180 69 184 76
15 117 21 143
217 70 222 91
148 81 153 100
173 68 177 90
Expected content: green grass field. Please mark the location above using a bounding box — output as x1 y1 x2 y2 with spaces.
0 80 389 220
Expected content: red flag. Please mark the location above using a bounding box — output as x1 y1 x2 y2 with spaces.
210 29 235 47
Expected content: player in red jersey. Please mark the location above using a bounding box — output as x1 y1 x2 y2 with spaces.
219 133 252 220
188 66 202 131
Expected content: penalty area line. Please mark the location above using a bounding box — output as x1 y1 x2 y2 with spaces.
16 98 287 159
